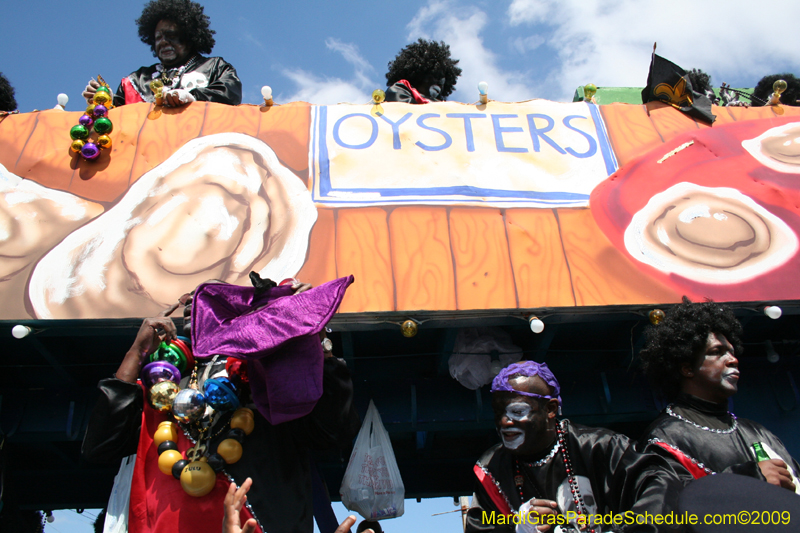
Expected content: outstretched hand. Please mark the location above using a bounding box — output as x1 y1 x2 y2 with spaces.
115 303 179 383
223 478 257 533
758 459 797 491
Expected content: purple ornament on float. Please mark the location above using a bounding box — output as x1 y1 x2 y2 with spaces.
141 361 182 389
93 104 108 118
80 142 101 160
78 114 94 127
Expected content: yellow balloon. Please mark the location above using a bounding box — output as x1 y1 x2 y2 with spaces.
230 408 255 435
180 461 217 497
153 422 178 446
217 439 243 464
158 449 183 475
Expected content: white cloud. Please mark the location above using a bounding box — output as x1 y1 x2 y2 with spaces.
406 0 532 103
507 0 800 101
280 39 376 105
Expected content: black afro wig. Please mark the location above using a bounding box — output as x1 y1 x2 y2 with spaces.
752 73 800 107
639 298 743 401
386 39 462 100
0 72 18 112
137 0 215 57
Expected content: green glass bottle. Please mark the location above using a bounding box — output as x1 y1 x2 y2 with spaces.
753 442 770 462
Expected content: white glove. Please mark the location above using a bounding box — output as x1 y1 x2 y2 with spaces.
165 88 196 107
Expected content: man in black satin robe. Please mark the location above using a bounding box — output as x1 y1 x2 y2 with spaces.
82 0 242 107
640 299 799 492
466 361 682 533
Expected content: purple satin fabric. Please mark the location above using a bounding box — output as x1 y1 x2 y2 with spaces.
191 275 354 424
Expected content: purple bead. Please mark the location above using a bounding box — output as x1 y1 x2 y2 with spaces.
93 104 108 117
80 142 101 160
141 361 182 388
78 114 94 127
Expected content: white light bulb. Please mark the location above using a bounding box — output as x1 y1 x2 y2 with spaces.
57 93 69 106
528 317 544 334
478 81 489 95
764 306 782 320
12 325 31 339
261 86 273 100
45 512 55 523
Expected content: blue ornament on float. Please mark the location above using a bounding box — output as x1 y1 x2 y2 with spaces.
203 377 239 412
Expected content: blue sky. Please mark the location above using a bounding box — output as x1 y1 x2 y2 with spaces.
5 0 800 112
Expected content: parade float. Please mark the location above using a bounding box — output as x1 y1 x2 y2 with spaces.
2 89 800 510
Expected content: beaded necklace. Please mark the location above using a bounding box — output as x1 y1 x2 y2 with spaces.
514 421 596 533
666 404 738 434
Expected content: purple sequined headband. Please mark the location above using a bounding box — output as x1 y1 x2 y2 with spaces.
491 361 562 407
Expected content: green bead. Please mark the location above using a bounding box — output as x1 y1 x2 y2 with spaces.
70 124 89 140
93 117 113 134
96 86 112 95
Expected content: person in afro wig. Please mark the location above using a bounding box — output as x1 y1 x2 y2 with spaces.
385 39 462 103
83 0 241 107
0 72 18 113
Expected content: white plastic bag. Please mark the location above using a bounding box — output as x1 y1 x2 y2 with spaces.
103 454 136 533
340 400 405 520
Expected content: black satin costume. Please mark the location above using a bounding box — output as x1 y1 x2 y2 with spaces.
642 393 800 486
467 420 683 532
113 55 242 106
82 356 360 533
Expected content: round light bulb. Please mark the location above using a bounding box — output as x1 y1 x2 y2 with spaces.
261 86 273 100
12 325 32 339
477 81 489 95
57 93 69 106
764 306 782 320
46 512 55 523
528 317 544 334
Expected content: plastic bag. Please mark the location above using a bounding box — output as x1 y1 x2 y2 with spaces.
340 400 405 520
103 454 136 533
449 327 523 389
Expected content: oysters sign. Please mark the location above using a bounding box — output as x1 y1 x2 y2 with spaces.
310 101 617 207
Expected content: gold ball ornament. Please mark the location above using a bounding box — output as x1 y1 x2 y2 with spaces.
153 420 178 445
230 408 255 435
584 83 597 99
648 309 666 325
71 139 86 153
372 89 386 104
97 134 112 149
85 103 97 115
180 460 217 497
217 438 243 464
150 381 180 412
158 449 183 475
401 320 418 338
93 91 111 106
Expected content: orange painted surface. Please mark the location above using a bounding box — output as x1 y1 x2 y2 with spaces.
295 208 338 288
12 110 77 195
505 208 574 308
255 102 311 174
449 208 517 310
336 207 395 312
556 208 681 306
598 104 663 167
0 112 38 174
200 102 260 137
389 207 456 311
645 101 701 143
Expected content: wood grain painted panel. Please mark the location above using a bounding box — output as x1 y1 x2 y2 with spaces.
200 102 260 137
336 207 395 312
389 206 456 311
256 102 311 174
0 112 38 174
505 208 574 307
449 208 516 310
646 101 700 144
295 208 338 287
599 104 664 167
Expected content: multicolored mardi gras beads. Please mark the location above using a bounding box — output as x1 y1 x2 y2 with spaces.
70 76 114 161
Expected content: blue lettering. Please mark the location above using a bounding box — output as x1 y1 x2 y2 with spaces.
415 114 452 151
526 114 566 154
446 113 486 152
378 112 412 150
333 113 378 149
562 115 598 158
491 114 528 153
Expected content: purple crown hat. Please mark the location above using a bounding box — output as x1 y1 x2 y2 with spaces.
491 361 562 411
192 275 354 424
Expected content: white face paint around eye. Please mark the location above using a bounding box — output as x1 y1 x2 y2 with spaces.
500 401 533 450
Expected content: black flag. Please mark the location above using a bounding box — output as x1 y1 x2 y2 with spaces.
642 50 716 124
